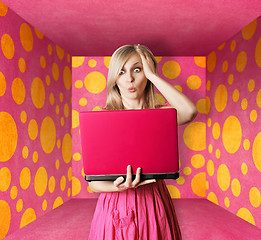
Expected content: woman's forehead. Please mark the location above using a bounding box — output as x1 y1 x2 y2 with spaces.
123 53 142 67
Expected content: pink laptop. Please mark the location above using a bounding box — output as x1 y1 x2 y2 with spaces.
79 108 179 181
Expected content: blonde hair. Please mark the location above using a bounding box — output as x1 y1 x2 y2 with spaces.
105 44 158 110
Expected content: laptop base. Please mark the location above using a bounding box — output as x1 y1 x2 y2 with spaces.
85 172 179 182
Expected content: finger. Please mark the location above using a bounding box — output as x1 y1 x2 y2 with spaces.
114 176 124 188
125 165 132 186
137 179 156 187
132 167 141 187
135 45 146 58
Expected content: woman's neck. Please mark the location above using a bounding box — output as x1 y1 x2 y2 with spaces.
122 97 146 110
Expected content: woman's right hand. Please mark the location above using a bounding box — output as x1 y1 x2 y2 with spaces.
113 165 156 192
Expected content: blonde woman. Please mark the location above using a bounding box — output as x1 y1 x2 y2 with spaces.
88 44 197 240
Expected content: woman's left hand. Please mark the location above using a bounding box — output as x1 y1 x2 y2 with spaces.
135 45 157 80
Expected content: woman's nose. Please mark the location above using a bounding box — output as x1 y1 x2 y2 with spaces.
126 72 134 82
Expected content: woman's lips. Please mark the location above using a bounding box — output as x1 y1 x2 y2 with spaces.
128 87 136 92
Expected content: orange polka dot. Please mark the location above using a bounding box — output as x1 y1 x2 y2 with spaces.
72 176 81 197
212 122 220 140
242 19 257 40
84 72 106 94
255 37 261 68
62 133 72 163
0 112 18 162
28 119 38 140
218 42 226 50
18 58 26 73
12 78 25 105
237 208 255 225
63 66 72 90
194 57 206 68
187 75 201 90
20 167 31 190
40 56 46 69
40 117 56 154
0 167 11 192
1 34 15 59
217 164 230 191
88 59 97 67
191 172 206 197
231 178 241 197
215 84 227 112
183 122 206 151
233 89 240 102
53 196 64 209
31 77 45 109
207 192 219 205
52 62 59 81
20 208 36 228
34 167 48 196
230 40 236 52
167 185 180 198
72 57 85 68
0 2 8 16
0 200 11 239
191 154 205 168
207 160 214 176
20 23 33 52
48 44 52 55
206 80 211 92
253 132 261 172
207 51 216 72
34 28 44 39
162 61 181 79
236 51 247 72
228 74 234 85
257 89 261 108
60 176 66 191
0 72 6 96
222 60 228 72
222 115 242 154
56 45 64 60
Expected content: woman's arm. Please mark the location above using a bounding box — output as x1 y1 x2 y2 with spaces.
150 76 197 125
89 165 156 192
136 46 198 125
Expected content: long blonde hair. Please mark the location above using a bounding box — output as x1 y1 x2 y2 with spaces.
105 44 158 110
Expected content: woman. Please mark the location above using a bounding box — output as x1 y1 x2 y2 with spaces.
88 44 197 239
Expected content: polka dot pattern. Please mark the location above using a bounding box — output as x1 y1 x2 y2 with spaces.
0 4 71 238
72 56 206 200
206 17 261 227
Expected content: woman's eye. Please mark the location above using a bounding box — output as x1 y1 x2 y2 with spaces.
119 70 125 75
134 68 141 73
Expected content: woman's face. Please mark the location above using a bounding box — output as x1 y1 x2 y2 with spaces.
116 53 148 101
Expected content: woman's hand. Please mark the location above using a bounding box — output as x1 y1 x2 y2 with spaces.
114 165 156 192
135 44 157 80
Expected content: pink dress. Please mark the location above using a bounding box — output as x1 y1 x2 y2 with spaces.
88 179 182 240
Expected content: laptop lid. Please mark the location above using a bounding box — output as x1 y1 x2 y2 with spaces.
79 108 179 181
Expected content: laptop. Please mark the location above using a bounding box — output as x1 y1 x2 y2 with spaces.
79 108 179 182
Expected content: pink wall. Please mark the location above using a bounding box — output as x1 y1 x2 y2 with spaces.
72 56 207 199
0 3 72 239
206 16 261 228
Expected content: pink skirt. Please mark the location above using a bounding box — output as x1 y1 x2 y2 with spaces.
88 180 182 240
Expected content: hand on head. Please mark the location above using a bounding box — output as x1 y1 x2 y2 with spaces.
135 44 157 80
114 165 156 191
